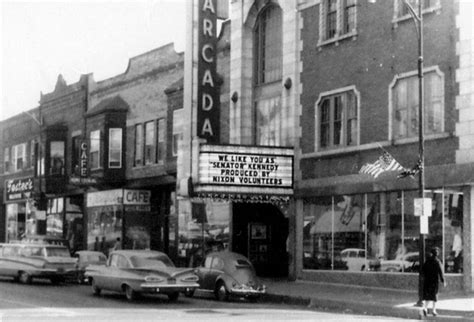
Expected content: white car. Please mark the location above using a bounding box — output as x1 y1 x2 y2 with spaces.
380 252 419 272
340 248 380 271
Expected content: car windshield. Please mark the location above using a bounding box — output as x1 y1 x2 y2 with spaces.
130 255 175 268
45 247 71 257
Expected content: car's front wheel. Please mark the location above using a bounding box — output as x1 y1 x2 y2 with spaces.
19 271 32 284
124 285 137 301
91 279 101 296
215 281 229 301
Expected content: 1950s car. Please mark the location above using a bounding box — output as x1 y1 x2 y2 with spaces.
185 251 266 301
85 250 199 301
0 243 77 284
74 250 107 284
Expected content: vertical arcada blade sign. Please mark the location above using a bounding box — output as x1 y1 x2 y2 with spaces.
197 0 220 143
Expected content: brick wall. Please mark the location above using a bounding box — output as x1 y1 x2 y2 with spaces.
299 1 458 185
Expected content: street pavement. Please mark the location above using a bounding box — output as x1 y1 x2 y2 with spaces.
261 278 474 320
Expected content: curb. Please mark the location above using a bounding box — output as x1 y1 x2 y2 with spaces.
261 293 473 320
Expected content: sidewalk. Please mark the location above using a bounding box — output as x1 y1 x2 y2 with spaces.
261 278 474 320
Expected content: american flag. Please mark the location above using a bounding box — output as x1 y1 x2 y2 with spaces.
359 152 405 178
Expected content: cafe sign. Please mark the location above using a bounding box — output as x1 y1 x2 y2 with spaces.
87 189 151 212
5 177 34 202
197 145 293 196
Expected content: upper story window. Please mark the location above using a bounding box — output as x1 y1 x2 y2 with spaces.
4 147 11 173
157 118 165 163
134 120 165 167
71 136 81 175
12 143 27 172
172 109 183 157
144 121 156 165
253 5 282 85
50 141 65 175
394 0 440 20
319 0 358 45
391 68 444 139
90 130 101 169
256 96 281 146
109 128 122 168
134 124 143 166
316 88 358 150
29 139 36 169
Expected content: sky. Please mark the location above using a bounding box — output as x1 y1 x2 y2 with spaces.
0 0 187 121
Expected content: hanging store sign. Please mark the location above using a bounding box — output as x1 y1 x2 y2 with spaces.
197 0 220 143
5 177 34 202
80 141 88 177
197 145 294 197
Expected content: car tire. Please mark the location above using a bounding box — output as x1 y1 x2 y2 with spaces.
19 271 32 284
91 279 101 296
184 289 195 297
168 292 179 301
124 285 137 301
248 296 259 303
50 276 64 285
215 281 229 302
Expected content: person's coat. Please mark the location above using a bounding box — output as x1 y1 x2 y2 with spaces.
422 256 445 301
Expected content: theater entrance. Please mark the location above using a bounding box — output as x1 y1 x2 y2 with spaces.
232 203 288 277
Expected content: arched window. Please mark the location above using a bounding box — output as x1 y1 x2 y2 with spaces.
253 5 283 146
253 5 282 85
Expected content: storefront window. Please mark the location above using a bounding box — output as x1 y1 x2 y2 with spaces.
46 197 64 237
443 190 463 273
87 205 123 256
302 196 335 270
178 200 230 268
302 188 463 274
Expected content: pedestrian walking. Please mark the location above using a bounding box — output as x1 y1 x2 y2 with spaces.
422 247 446 317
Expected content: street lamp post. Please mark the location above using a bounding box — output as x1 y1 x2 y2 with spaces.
400 0 425 306
370 0 426 305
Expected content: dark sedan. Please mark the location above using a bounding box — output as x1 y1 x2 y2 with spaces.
186 251 266 301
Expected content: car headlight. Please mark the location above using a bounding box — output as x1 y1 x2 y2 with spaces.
145 275 165 283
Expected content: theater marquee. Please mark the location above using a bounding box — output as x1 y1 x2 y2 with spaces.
197 145 293 199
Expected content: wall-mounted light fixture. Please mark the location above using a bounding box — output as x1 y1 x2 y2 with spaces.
231 91 239 103
284 77 292 90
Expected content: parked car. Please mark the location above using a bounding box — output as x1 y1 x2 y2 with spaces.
340 248 381 271
85 250 199 301
73 250 107 284
0 243 77 284
380 252 419 272
186 251 266 301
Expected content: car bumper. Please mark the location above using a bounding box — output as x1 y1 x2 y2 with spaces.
230 287 266 297
140 282 200 293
